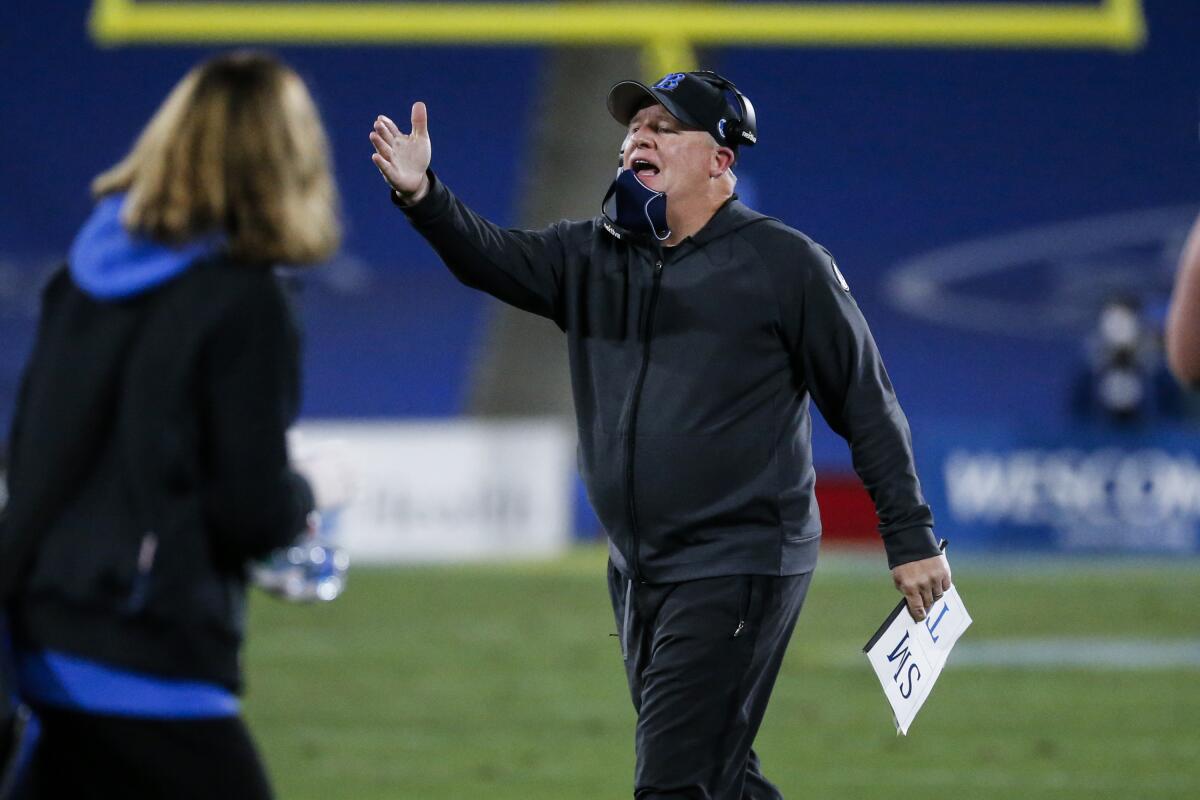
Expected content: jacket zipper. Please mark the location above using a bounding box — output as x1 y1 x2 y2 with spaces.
125 531 158 614
625 255 665 582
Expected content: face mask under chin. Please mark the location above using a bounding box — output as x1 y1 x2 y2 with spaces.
602 168 671 241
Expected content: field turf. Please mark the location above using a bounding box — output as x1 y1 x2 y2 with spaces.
243 545 1200 799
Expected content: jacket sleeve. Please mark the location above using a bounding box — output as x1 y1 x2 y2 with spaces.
782 240 939 568
199 275 314 563
396 171 580 327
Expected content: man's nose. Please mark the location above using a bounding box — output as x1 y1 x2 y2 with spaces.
630 131 656 150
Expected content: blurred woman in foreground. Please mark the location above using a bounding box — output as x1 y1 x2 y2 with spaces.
0 51 339 798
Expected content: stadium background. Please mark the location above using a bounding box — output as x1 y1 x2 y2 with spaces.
0 0 1197 796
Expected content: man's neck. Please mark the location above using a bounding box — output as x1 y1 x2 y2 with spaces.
663 186 734 247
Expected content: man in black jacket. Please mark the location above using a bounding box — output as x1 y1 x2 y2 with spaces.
371 71 952 800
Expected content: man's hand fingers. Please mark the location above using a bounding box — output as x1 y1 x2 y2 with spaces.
380 115 402 139
899 576 931 619
368 107 432 198
891 553 953 621
369 130 394 160
905 590 926 622
372 119 396 148
410 101 428 138
371 154 400 187
371 152 391 177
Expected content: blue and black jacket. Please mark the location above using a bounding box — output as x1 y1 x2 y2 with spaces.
399 172 940 582
0 195 313 699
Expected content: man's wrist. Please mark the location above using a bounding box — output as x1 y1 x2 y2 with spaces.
882 525 940 569
391 174 430 207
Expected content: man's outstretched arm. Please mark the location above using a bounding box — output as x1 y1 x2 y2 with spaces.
369 103 575 324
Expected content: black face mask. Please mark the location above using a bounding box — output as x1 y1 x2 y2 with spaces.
601 168 670 241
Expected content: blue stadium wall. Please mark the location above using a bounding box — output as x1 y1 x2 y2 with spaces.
1 1 1198 553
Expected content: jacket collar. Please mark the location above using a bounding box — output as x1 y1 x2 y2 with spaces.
686 193 772 247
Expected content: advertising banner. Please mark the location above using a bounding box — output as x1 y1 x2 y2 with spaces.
916 421 1200 555
296 420 574 563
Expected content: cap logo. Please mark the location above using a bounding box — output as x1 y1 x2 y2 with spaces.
717 118 727 139
653 73 686 91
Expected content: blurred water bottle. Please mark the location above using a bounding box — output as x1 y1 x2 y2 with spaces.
253 510 349 603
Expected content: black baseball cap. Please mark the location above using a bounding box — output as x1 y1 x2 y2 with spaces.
607 70 758 150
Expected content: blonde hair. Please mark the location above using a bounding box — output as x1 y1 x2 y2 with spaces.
92 51 340 265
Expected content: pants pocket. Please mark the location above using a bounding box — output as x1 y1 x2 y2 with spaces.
732 576 755 638
607 561 633 661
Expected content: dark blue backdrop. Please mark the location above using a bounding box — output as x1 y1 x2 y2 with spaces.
2 1 1198 550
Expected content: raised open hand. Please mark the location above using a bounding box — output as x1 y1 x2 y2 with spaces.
370 102 431 204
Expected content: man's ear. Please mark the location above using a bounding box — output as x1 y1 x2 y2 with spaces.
711 146 736 177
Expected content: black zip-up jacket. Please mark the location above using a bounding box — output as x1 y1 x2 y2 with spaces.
400 172 939 580
0 261 313 690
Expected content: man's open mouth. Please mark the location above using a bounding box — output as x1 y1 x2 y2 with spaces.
632 159 660 177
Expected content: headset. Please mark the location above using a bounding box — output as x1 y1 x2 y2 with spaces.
692 70 758 147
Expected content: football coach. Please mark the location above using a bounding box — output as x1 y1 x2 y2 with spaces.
371 70 952 800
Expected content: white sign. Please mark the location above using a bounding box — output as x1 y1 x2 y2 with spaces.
295 420 573 564
864 585 972 735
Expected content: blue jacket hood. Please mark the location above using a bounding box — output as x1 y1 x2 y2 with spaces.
69 193 221 300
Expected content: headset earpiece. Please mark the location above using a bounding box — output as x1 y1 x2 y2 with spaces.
734 93 757 146
695 71 757 148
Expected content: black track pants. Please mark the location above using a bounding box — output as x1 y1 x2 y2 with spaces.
26 706 273 800
608 563 813 800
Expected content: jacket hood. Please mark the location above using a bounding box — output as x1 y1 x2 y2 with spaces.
69 193 221 301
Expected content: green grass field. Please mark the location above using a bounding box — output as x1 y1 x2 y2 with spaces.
243 546 1200 799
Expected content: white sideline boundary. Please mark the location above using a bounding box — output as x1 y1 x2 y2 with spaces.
815 638 1200 669
949 638 1200 669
